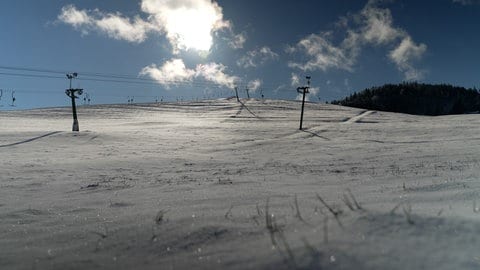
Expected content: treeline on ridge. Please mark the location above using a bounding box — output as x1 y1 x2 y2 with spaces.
331 82 480 116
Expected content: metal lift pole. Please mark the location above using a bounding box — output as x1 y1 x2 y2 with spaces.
297 76 311 130
235 87 240 102
66 88 83 132
65 73 82 132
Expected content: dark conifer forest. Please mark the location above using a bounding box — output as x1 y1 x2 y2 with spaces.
331 83 480 116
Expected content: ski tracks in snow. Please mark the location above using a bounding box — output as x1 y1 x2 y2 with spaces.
343 110 376 124
0 131 62 148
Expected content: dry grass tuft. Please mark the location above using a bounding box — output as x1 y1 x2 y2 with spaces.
316 193 343 228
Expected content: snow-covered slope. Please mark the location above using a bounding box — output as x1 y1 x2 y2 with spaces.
1 99 480 269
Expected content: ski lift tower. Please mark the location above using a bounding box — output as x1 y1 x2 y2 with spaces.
65 73 83 132
297 76 311 130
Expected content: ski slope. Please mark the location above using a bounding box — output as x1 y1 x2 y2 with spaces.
1 99 480 269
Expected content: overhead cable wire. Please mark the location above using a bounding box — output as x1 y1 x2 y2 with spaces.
0 65 238 88
0 64 282 89
0 71 236 89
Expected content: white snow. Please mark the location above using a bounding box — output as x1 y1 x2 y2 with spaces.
1 99 480 269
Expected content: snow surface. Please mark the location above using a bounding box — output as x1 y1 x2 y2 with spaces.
1 99 480 269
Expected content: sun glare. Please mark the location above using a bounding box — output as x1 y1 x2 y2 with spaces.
166 8 217 52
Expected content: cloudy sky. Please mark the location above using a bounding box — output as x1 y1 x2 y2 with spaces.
0 0 479 109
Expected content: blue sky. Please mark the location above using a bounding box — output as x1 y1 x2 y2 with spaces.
0 0 479 109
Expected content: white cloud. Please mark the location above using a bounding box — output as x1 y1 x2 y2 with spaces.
237 46 279 68
389 37 427 80
288 33 355 72
361 1 428 79
452 0 480 5
140 59 239 89
273 84 287 94
288 1 427 80
361 5 403 45
341 30 362 59
95 14 152 43
247 79 262 92
58 5 152 43
291 73 301 87
228 32 247 49
58 0 231 53
140 59 196 86
58 5 92 28
308 86 320 98
195 62 239 89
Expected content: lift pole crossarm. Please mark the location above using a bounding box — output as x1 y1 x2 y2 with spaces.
297 86 310 94
65 88 83 99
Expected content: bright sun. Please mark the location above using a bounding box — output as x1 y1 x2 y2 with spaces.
165 8 219 52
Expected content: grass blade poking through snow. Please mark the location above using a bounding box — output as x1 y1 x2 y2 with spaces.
251 203 263 226
155 209 168 225
265 198 278 246
390 202 402 215
342 189 363 211
91 224 108 252
265 198 296 268
293 194 310 225
225 204 234 220
315 193 343 228
152 209 169 242
347 188 363 210
342 193 355 211
402 203 415 225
